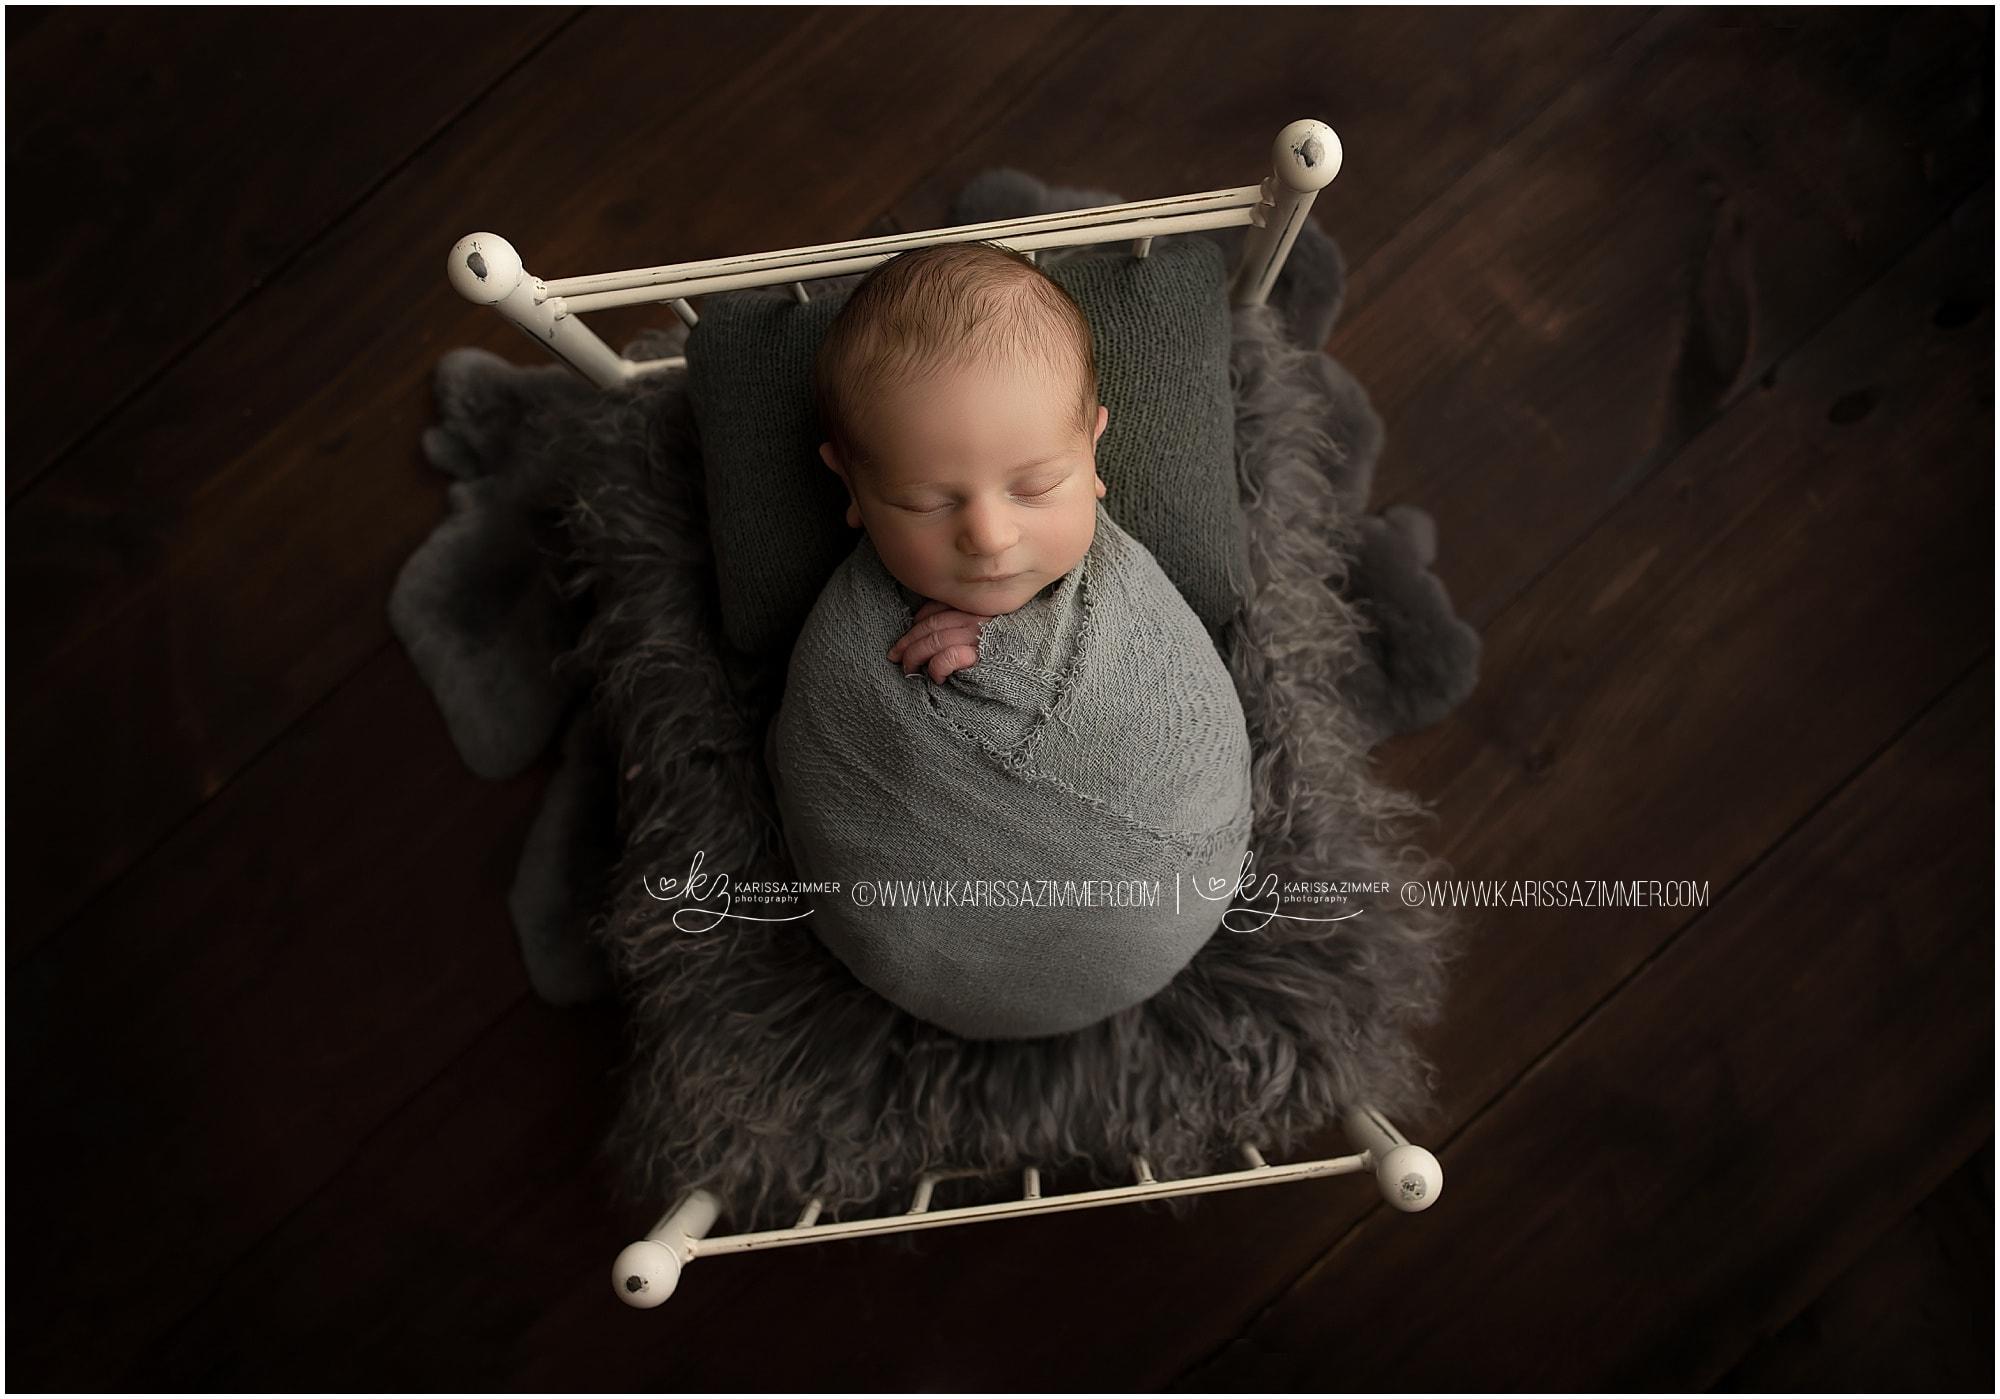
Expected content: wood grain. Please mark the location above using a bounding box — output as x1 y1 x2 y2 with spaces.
4 6 1103 957
6 651 552 1384
4 7 578 494
7 9 1989 1390
1332 7 1991 631
1714 1141 1995 1392
115 51 1996 1399
1181 660 1994 1389
889 7 1649 285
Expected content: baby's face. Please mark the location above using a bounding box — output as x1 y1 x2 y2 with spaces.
820 356 1108 617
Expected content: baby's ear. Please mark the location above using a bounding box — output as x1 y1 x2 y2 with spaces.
820 443 863 529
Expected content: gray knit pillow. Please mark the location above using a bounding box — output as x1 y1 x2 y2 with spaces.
685 236 1250 660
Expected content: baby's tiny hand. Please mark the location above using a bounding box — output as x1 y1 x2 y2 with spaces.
890 599 991 683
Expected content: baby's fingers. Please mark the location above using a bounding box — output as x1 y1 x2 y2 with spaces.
897 625 982 673
927 644 980 683
894 600 955 652
891 610 986 662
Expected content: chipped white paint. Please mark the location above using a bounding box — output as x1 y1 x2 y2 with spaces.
609 1187 718 1307
445 233 629 387
1342 1104 1445 1213
610 1104 1440 1308
1230 118 1342 308
447 118 1343 390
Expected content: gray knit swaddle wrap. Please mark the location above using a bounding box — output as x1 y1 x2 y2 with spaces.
768 500 1255 1040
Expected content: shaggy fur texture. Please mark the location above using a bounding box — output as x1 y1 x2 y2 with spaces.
554 282 1465 1232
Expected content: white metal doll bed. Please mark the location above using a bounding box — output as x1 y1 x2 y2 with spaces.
445 119 1442 1308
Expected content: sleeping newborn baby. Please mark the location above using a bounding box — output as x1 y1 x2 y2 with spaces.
767 240 1255 1040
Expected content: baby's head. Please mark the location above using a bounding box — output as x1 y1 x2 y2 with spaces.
812 241 1109 616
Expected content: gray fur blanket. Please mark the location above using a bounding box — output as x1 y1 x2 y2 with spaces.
391 169 1481 1227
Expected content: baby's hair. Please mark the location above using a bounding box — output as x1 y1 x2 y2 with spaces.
811 240 1099 476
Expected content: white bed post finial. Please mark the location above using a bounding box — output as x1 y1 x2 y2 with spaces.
1341 1104 1443 1212
612 1187 723 1308
1229 118 1342 309
446 232 632 390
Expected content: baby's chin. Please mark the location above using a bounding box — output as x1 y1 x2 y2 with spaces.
933 572 1044 616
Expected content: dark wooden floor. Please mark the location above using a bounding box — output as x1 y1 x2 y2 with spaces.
7 6 1992 1390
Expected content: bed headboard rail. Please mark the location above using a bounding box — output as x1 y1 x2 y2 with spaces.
447 118 1339 389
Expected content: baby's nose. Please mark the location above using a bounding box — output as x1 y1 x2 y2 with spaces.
958 503 1018 554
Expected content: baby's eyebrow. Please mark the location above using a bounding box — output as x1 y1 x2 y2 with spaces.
1004 451 1071 475
890 453 1072 490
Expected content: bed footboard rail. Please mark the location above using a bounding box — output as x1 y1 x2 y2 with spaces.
610 1099 1439 1308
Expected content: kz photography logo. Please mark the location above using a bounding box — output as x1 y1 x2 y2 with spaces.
641 850 833 933
1181 850 1374 933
